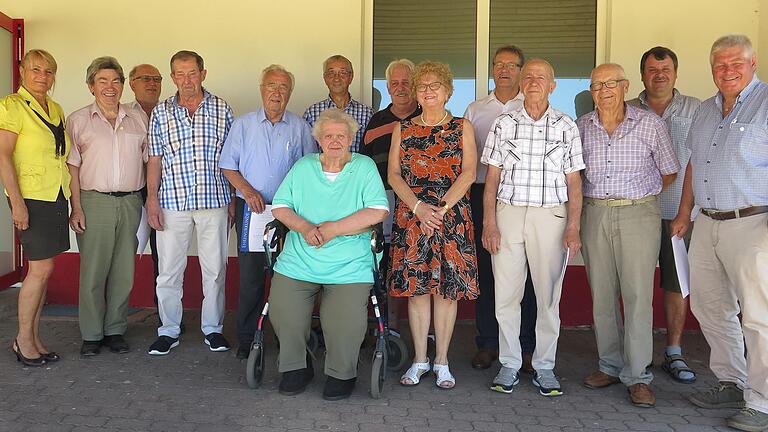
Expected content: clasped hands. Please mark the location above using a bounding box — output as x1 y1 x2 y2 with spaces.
301 221 341 248
414 202 447 237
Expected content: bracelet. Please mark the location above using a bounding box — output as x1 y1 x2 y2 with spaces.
413 200 422 213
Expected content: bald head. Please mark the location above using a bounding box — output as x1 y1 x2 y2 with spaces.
590 63 626 81
521 59 555 81
520 58 557 109
590 63 629 114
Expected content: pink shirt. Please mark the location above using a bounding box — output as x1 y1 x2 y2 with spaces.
67 103 148 192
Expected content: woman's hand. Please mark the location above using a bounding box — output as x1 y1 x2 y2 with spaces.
301 224 325 248
10 201 29 231
69 207 86 234
414 202 444 231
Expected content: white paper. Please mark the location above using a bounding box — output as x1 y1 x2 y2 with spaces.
136 207 150 255
671 236 690 298
240 205 277 253
383 190 396 243
550 248 570 309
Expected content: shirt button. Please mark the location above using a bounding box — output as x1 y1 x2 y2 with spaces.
704 179 708 183
707 161 711 163
707 197 710 200
608 160 611 163
618 135 623 139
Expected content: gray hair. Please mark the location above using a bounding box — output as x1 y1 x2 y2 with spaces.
591 62 626 81
385 58 415 82
710 34 754 65
323 54 352 73
311 108 359 142
86 56 125 85
260 64 295 91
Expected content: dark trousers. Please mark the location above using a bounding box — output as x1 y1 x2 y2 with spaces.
470 183 537 352
234 198 267 343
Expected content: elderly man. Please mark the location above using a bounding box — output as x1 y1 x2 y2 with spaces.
577 63 679 407
464 45 538 372
628 46 701 384
671 34 768 432
361 58 421 333
482 59 584 396
67 57 147 356
220 64 316 359
304 55 373 152
145 50 234 356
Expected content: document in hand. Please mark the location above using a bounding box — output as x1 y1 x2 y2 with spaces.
549 248 570 309
671 236 690 298
240 204 277 252
136 206 150 255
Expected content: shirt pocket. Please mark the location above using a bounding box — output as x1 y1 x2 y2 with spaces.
544 140 565 171
502 139 522 169
16 162 46 193
670 117 692 145
732 122 768 168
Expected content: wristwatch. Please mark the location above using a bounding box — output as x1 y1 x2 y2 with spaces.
439 200 450 211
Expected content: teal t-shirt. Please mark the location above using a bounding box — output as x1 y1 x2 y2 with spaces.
272 153 389 284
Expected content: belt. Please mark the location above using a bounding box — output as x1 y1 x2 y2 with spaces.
700 205 768 221
97 191 138 198
585 195 656 207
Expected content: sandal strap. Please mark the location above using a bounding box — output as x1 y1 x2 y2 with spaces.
665 354 696 374
401 359 431 384
433 363 455 386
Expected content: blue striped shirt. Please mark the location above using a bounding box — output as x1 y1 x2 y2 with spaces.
687 76 768 211
149 89 234 211
303 96 373 153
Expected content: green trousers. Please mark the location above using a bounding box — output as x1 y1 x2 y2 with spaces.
76 191 142 341
268 272 371 380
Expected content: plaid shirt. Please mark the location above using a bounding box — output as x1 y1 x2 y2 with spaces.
482 105 585 207
303 96 373 152
149 89 234 211
577 104 679 200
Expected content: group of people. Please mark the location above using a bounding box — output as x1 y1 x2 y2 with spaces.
0 32 766 432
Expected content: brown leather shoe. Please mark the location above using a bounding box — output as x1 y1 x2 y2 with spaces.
583 370 621 389
521 352 534 374
471 348 498 369
628 383 656 407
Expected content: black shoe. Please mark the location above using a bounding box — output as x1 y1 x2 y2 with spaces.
103 335 130 354
12 339 45 367
323 376 356 401
41 352 60 362
236 343 250 360
279 355 314 396
147 336 179 356
80 340 102 357
204 333 231 352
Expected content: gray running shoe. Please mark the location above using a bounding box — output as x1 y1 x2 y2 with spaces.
490 366 519 394
533 369 563 397
727 408 768 432
689 381 745 409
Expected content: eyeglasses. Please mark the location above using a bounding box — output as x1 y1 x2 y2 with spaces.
589 79 626 91
493 62 523 70
132 75 162 83
324 70 351 79
262 83 291 93
415 82 443 92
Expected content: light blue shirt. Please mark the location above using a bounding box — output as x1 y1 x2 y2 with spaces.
272 153 389 284
219 109 317 203
687 76 768 211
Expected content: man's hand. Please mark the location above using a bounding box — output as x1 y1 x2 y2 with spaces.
243 190 265 214
482 223 501 255
228 200 236 228
146 196 164 231
69 208 86 234
562 226 581 258
669 213 691 238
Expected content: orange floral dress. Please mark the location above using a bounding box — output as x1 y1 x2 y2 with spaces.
387 118 478 300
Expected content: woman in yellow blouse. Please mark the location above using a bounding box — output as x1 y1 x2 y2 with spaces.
0 49 71 366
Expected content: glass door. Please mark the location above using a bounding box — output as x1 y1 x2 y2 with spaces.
0 11 23 290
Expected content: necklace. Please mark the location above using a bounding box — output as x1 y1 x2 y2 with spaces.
420 111 448 127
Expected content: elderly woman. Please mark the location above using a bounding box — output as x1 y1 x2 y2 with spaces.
0 49 71 366
269 108 389 400
387 61 478 389
67 57 147 356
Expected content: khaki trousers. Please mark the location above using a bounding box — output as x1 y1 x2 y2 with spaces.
76 191 142 340
492 203 567 371
689 212 768 412
268 272 371 380
580 198 660 386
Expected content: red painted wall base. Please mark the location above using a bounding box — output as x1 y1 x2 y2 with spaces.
42 252 700 330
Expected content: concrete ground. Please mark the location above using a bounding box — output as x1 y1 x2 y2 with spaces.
0 287 743 432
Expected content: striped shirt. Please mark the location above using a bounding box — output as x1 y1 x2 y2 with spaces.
303 96 373 153
628 89 701 219
577 104 679 200
481 105 585 207
149 89 234 211
687 76 768 211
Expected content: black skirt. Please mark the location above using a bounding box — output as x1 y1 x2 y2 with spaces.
15 189 70 261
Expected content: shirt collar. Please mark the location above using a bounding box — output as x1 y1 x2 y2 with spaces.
324 93 353 109
18 85 52 118
715 75 761 108
484 90 524 105
172 88 212 113
519 103 556 123
637 88 681 109
88 102 131 123
590 103 638 127
256 107 288 125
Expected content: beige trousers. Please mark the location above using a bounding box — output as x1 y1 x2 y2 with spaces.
689 212 768 412
492 203 568 371
580 198 660 386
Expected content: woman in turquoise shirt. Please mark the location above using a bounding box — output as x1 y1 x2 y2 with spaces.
269 108 389 400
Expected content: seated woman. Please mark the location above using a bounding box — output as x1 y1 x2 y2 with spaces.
269 108 389 400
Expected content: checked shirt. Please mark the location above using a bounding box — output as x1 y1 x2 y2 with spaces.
303 96 373 153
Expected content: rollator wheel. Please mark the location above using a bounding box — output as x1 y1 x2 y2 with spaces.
246 343 265 389
370 350 386 399
386 335 409 372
